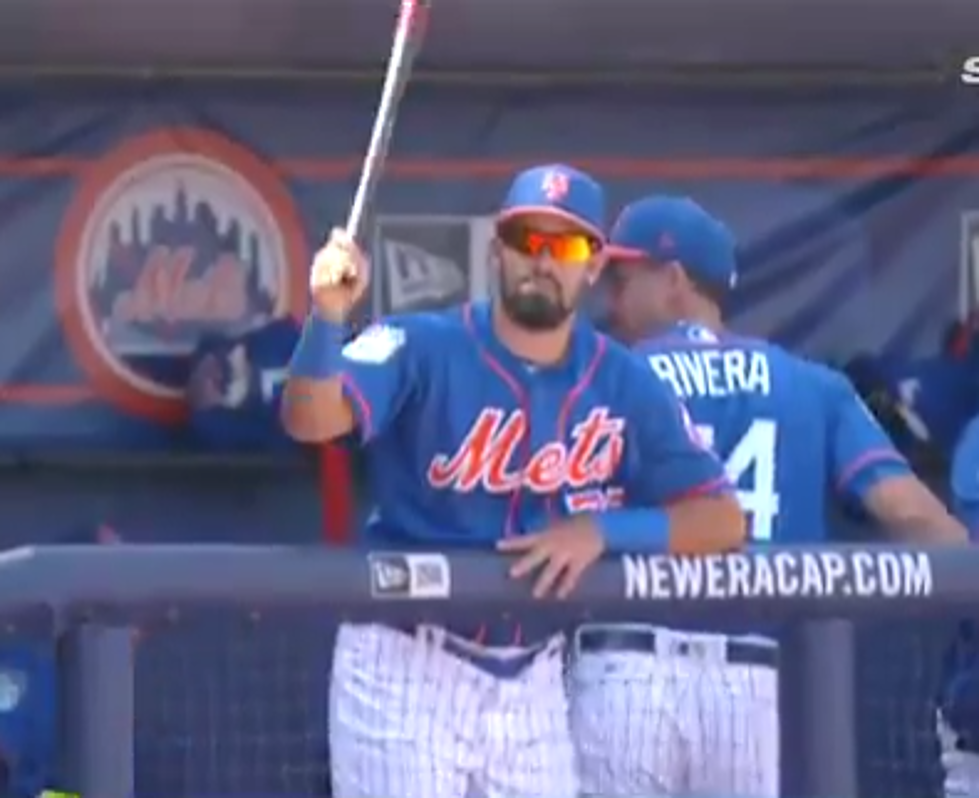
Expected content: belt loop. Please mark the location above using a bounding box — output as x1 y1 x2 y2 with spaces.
417 624 439 647
573 624 598 654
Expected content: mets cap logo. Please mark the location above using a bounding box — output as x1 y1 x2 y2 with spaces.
55 128 308 423
542 170 570 202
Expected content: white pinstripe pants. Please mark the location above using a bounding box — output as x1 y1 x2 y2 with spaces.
569 627 779 798
329 623 578 798
939 710 979 797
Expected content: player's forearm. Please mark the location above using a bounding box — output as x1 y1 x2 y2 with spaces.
280 314 355 443
280 377 354 443
596 494 746 555
865 475 968 543
666 494 747 554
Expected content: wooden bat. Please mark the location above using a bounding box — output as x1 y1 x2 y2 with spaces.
321 0 431 545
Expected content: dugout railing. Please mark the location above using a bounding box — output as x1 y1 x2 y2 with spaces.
2 543 951 798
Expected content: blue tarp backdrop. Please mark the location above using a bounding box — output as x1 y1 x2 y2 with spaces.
0 82 975 452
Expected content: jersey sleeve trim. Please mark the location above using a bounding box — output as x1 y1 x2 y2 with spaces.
835 448 908 492
338 372 374 440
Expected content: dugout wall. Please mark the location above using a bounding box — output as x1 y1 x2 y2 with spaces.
0 0 974 792
0 76 963 796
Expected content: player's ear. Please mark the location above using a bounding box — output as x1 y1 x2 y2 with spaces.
587 249 609 284
665 260 689 290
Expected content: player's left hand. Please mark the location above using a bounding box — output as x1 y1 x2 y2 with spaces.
497 516 605 599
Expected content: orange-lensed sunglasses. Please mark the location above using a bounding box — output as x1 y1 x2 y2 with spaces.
498 224 601 264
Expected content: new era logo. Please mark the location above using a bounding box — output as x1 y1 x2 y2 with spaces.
381 240 465 311
373 216 472 314
370 556 411 594
368 552 451 600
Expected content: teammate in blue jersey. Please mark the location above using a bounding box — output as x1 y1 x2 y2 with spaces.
281 167 745 798
952 415 979 537
939 417 979 798
853 350 977 460
937 617 979 798
570 194 966 798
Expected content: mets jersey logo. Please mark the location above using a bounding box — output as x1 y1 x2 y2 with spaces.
678 322 718 343
427 407 624 493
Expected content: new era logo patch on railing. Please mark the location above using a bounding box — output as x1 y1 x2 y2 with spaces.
368 553 451 599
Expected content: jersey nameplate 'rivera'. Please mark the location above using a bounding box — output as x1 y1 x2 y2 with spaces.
636 321 909 542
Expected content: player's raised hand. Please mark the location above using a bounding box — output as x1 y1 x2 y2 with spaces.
310 228 370 323
498 516 605 599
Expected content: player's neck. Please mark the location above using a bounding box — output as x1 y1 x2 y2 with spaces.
492 303 574 365
674 302 724 334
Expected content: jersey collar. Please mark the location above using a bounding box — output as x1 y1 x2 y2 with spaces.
469 300 600 378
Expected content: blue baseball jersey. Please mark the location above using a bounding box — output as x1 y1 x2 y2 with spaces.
0 643 56 797
952 415 979 538
337 302 729 549
942 426 979 754
634 322 910 543
872 353 978 457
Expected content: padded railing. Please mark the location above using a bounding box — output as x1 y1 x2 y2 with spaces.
0 543 954 798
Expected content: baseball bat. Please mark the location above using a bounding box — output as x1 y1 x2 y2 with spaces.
321 0 430 546
344 0 432 242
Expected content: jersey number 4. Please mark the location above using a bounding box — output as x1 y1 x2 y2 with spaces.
696 420 781 541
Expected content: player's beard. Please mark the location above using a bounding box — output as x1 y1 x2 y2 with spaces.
499 270 575 331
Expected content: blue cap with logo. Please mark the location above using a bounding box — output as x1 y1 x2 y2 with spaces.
497 164 607 241
608 195 737 291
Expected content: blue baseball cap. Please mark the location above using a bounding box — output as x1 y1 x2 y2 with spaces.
608 195 738 291
497 164 606 241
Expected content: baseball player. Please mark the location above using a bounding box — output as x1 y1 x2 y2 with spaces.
938 416 979 798
856 350 977 460
281 166 746 798
571 194 967 798
937 617 979 798
953 415 979 536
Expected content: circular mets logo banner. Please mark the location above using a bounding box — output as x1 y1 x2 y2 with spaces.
55 128 309 423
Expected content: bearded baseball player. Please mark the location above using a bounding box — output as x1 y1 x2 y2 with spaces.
571 194 967 798
281 168 746 798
